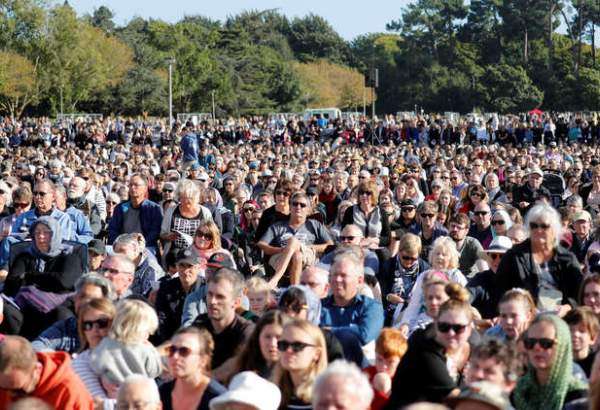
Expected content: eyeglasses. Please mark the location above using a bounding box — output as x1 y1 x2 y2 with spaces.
491 220 505 225
292 202 308 208
275 190 290 197
523 337 556 350
420 213 435 219
167 345 198 358
13 202 29 209
83 318 111 331
474 211 489 216
437 322 468 334
277 340 315 353
339 235 357 242
359 191 373 196
196 232 213 240
33 191 49 197
102 267 133 276
530 222 551 230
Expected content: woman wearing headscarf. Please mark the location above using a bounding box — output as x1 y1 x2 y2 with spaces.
513 314 587 410
4 216 87 337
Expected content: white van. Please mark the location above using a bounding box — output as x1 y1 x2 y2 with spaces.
303 108 341 122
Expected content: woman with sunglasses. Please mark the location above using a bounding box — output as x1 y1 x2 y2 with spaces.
160 327 226 410
496 204 583 314
342 180 391 249
255 179 293 242
457 184 488 215
190 220 234 274
490 209 513 238
388 290 474 406
513 314 587 410
272 319 328 410
72 298 116 402
234 199 263 276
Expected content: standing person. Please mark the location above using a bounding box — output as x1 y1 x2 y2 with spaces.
181 122 199 169
0 336 94 408
513 314 588 410
272 319 328 410
160 327 226 410
108 174 163 250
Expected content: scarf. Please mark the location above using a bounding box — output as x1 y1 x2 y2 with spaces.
513 314 587 410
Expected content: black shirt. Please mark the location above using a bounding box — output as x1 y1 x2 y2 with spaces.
192 314 255 368
153 276 198 344
159 379 226 410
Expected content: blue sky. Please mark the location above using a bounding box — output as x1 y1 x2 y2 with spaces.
70 0 412 40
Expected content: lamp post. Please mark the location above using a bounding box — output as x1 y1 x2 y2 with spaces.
167 58 176 129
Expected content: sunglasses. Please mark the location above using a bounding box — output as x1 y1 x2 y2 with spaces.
437 322 468 334
167 345 197 358
196 232 213 240
275 190 290 197
359 191 373 196
339 235 357 242
530 222 551 230
243 207 256 212
13 202 29 209
401 207 416 212
292 202 308 208
420 213 435 218
491 220 505 225
83 318 110 331
488 253 503 260
474 211 489 216
401 255 418 262
33 191 49 197
470 192 483 198
523 337 556 350
162 189 174 193
277 340 315 353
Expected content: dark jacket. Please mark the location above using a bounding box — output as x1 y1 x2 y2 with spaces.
386 325 457 408
494 239 583 309
379 257 430 314
108 199 163 246
512 183 552 213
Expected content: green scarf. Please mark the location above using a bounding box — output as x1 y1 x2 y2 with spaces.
513 314 588 410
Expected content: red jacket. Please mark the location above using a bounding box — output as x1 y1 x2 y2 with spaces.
0 352 94 410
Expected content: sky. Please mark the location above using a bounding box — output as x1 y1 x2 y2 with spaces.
69 0 412 40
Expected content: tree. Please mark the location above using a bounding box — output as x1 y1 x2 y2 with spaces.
87 6 116 34
0 51 39 118
287 14 350 63
481 64 544 112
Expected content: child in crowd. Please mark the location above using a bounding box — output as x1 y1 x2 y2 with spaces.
245 276 274 317
564 306 599 378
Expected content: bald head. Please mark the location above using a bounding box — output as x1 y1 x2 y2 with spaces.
340 224 363 246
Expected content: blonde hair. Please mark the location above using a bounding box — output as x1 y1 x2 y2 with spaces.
429 236 460 270
246 276 270 295
195 220 221 249
110 299 158 345
398 233 422 255
77 298 116 352
272 319 328 406
176 179 201 201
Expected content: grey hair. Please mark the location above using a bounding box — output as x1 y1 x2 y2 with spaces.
566 194 583 206
331 250 364 277
117 374 160 404
104 253 136 275
75 273 115 300
312 360 373 409
176 178 201 201
113 233 145 254
525 204 563 246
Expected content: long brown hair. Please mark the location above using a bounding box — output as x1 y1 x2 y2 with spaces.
77 298 116 352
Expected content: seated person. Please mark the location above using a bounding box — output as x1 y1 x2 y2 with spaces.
564 307 599 378
363 328 408 410
465 337 521 394
258 191 333 287
3 217 87 339
320 251 384 366
32 274 114 353
318 224 379 277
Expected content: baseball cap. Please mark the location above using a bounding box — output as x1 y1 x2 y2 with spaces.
400 199 417 208
206 252 236 272
176 248 202 266
528 167 544 177
88 239 106 255
572 210 592 223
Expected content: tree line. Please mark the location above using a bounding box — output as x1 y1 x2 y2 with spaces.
0 0 598 118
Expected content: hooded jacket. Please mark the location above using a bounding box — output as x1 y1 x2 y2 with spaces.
0 352 94 409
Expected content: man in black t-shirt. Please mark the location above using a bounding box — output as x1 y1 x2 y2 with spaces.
191 269 254 377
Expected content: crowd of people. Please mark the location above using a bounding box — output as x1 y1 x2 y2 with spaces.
0 111 599 409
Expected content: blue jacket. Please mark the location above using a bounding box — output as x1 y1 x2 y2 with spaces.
180 133 199 162
108 199 163 246
320 294 384 345
65 206 94 244
31 316 79 354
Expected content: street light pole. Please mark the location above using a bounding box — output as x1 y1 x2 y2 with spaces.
167 58 175 129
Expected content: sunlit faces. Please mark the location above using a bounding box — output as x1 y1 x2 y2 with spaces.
524 321 557 372
435 309 472 352
278 326 320 372
33 223 52 253
259 323 283 365
424 283 449 318
583 281 600 315
499 299 532 341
